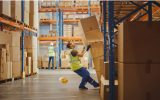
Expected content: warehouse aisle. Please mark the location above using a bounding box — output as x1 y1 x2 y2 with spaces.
0 69 100 100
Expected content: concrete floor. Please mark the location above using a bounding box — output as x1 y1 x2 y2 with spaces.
0 69 100 100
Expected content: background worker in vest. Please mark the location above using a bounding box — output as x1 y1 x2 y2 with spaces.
48 42 56 69
66 42 99 90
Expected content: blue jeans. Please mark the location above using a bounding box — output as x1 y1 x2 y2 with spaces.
48 56 54 69
74 67 99 88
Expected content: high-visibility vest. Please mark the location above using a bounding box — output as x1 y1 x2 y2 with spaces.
70 54 82 71
48 46 55 57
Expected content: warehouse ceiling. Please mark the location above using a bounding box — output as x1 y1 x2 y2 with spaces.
104 1 160 21
39 1 160 22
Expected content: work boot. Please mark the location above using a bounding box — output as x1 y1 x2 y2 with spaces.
94 83 99 88
92 81 99 88
79 86 88 90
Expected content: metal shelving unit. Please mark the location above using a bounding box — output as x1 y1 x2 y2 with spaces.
0 0 38 78
102 1 160 100
39 0 100 68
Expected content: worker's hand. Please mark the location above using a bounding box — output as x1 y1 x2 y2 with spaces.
86 45 91 51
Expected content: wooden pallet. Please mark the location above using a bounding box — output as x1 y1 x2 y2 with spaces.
0 78 12 84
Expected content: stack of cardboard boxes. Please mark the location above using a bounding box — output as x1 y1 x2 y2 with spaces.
0 44 12 80
79 16 103 82
11 32 21 78
0 1 11 16
29 1 39 29
24 36 38 74
0 1 38 81
11 1 21 21
0 31 21 80
79 16 118 100
118 22 160 100
24 1 30 25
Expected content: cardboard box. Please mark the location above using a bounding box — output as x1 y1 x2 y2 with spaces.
11 31 21 47
90 42 104 59
29 13 34 27
29 1 34 14
118 22 160 63
38 60 42 68
11 1 21 21
7 62 12 79
0 44 10 62
12 61 21 78
118 63 160 100
0 62 8 80
27 57 31 75
10 47 20 62
32 48 38 73
25 1 30 12
0 48 7 63
79 16 99 33
100 76 118 100
23 36 31 49
0 1 11 16
99 59 118 80
0 48 8 80
92 57 103 72
24 11 29 25
0 32 12 45
79 16 103 44
96 71 101 83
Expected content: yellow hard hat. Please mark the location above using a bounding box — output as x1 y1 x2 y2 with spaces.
59 77 68 84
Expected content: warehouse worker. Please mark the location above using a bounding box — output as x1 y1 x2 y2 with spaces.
66 42 99 90
48 42 55 69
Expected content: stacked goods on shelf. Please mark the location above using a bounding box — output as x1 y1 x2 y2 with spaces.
11 1 21 21
11 32 21 78
20 49 30 76
64 25 72 37
42 55 49 69
0 31 21 79
39 45 48 69
73 26 81 37
118 22 160 100
0 0 11 16
38 56 42 68
30 1 39 29
24 36 38 74
0 45 12 80
24 1 30 25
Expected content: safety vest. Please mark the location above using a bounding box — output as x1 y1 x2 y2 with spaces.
48 46 55 57
70 54 82 71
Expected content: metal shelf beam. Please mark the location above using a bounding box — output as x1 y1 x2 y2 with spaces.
38 36 82 41
0 17 37 34
39 7 99 13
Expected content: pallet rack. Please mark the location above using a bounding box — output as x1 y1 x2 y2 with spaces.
0 0 38 79
101 1 160 100
39 0 98 68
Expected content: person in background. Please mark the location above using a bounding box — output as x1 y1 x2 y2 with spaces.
66 42 99 90
48 42 56 69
